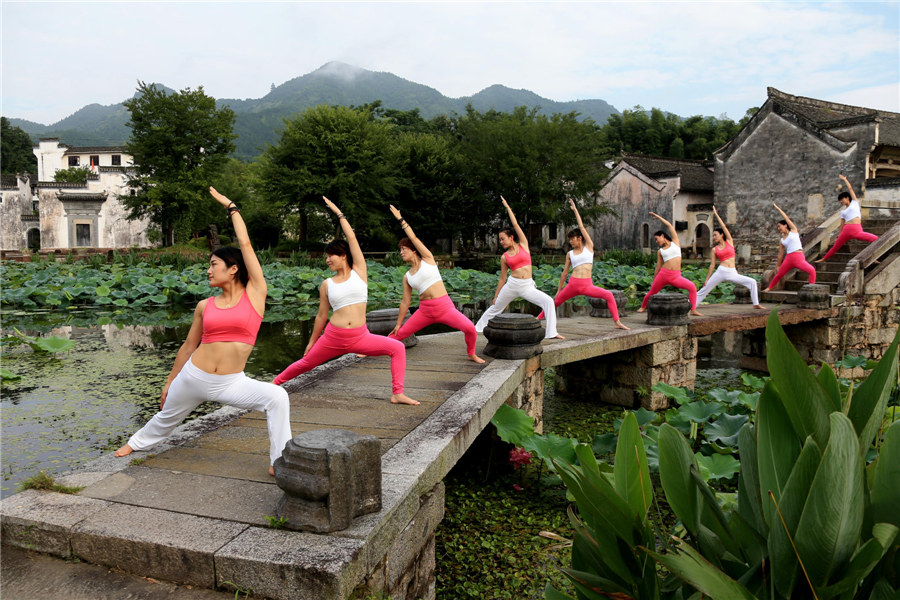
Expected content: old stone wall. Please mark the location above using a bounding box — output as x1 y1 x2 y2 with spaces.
715 109 873 246
0 177 35 251
592 167 676 252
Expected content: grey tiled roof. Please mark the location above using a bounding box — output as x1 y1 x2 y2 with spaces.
620 153 714 192
63 146 127 154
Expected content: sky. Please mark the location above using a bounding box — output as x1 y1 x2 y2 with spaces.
1 1 898 126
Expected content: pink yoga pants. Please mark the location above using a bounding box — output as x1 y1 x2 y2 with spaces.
274 323 406 394
127 357 292 466
821 224 878 261
538 277 619 321
641 268 698 310
390 295 477 356
768 251 817 288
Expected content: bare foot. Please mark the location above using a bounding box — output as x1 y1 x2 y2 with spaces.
553 334 566 340
468 354 486 364
762 288 772 293
614 320 631 330
636 307 646 313
355 354 367 358
814 259 824 263
391 393 420 405
753 304 765 309
690 309 704 316
268 465 275 476
114 444 134 458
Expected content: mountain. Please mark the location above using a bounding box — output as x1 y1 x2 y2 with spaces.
9 62 620 160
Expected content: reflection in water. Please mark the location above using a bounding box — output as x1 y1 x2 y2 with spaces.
1 312 312 498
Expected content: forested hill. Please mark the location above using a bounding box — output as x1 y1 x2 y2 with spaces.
8 62 619 161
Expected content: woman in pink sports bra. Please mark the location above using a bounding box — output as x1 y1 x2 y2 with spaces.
475 196 564 340
273 197 419 406
763 202 817 292
637 211 703 316
696 206 764 309
115 187 291 477
387 205 485 364
538 198 630 330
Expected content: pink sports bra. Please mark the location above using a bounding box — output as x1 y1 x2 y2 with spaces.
714 243 735 261
505 247 531 271
200 292 263 346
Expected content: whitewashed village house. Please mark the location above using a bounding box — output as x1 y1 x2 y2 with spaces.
0 139 151 251
592 153 715 257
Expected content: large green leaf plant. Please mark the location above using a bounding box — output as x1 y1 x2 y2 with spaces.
545 310 900 599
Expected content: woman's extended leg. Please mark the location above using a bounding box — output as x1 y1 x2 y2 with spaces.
273 326 348 385
214 376 292 466
640 270 675 310
349 331 419 405
518 281 561 338
475 280 521 332
820 224 879 261
696 267 729 305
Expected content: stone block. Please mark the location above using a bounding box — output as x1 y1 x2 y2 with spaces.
215 527 366 600
366 308 417 347
274 429 382 533
797 284 830 309
483 313 544 359
385 483 444 593
71 503 247 588
682 338 698 360
646 293 691 326
599 387 638 408
588 290 628 318
732 285 752 304
638 339 682 366
642 391 670 411
867 328 899 346
0 490 110 557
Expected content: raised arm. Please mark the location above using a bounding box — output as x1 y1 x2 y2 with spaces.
324 196 366 280
712 206 733 245
500 195 528 250
389 205 435 262
569 198 594 250
772 203 798 232
209 187 267 305
649 211 680 246
839 174 858 202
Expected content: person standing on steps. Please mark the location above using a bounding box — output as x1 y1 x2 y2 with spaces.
475 196 565 340
763 202 817 292
816 173 879 263
115 187 292 477
537 198 630 330
637 212 703 316
273 197 419 406
387 204 485 364
696 206 764 309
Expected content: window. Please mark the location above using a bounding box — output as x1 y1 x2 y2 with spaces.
32 200 39 213
76 223 91 247
68 156 80 167
89 155 100 167
642 223 650 248
111 155 121 166
27 229 40 251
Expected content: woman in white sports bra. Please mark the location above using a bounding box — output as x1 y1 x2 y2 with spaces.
538 199 630 330
816 173 879 263
274 197 419 406
637 212 703 316
387 205 486 364
763 202 817 292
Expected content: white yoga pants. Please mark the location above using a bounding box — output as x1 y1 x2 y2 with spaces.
696 266 759 306
126 356 292 465
475 276 559 338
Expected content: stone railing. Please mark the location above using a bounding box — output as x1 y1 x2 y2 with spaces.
837 219 900 298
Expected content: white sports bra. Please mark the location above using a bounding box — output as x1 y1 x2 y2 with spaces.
781 231 803 254
326 270 367 311
405 261 443 295
569 249 593 269
841 200 861 221
659 243 681 262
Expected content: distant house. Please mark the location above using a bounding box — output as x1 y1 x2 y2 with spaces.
713 87 900 258
592 153 715 256
0 139 151 251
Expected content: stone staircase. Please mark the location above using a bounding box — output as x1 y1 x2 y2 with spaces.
761 215 898 304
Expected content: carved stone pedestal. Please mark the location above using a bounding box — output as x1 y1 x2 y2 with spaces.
366 308 417 347
273 429 382 533
483 313 544 359
732 285 752 304
589 290 628 318
646 293 691 326
797 284 830 309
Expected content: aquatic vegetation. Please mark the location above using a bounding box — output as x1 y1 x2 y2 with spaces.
18 471 83 494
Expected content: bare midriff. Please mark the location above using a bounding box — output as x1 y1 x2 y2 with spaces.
571 264 592 278
510 265 532 279
190 342 254 375
419 280 449 301
330 303 367 329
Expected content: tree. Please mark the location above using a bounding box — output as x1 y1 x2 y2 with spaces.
256 104 401 247
123 82 236 246
1 117 37 175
